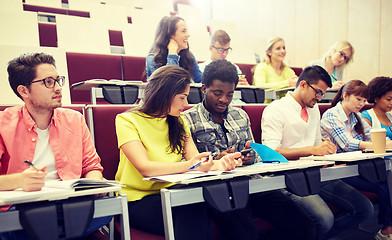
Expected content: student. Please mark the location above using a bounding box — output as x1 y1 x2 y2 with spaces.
262 66 373 239
362 76 392 139
309 41 354 89
198 30 248 85
145 16 202 83
184 59 316 240
0 52 111 239
252 37 298 90
321 80 392 152
115 65 244 240
320 80 392 240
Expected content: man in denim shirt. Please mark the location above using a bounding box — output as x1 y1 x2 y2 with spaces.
184 59 256 164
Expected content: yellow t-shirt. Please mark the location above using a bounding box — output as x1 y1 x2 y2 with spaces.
253 62 295 90
115 111 190 201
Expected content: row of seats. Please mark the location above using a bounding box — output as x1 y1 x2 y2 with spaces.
66 52 303 104
0 102 377 239
86 103 377 240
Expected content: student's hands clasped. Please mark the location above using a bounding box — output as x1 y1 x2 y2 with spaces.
313 141 337 156
19 166 47 192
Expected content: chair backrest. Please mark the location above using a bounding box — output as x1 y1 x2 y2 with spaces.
66 52 123 104
237 63 256 85
291 67 303 77
86 105 135 180
241 104 268 144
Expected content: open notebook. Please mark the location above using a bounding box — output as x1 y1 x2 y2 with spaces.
143 160 334 184
0 179 122 205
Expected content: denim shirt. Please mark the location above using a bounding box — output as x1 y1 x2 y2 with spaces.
145 52 202 83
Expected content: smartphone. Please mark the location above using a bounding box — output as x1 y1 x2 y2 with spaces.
240 148 252 156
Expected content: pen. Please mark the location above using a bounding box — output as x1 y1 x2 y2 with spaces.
24 160 39 171
188 156 212 170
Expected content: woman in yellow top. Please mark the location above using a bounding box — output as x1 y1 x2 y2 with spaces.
115 65 242 239
252 37 298 90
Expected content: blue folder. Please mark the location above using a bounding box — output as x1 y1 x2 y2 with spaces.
250 143 288 163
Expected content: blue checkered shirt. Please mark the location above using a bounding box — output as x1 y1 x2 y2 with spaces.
320 102 371 152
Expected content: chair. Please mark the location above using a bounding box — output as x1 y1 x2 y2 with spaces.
38 23 58 47
241 104 268 144
66 52 123 104
86 105 165 240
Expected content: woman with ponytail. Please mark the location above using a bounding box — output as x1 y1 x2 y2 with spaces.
321 80 392 240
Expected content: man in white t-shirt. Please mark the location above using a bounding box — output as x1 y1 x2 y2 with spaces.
261 65 373 239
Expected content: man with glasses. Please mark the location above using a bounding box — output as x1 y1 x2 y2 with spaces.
0 52 112 239
198 30 248 85
261 65 373 239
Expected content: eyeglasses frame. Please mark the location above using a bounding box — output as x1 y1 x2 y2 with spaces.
211 45 232 53
307 82 325 99
29 76 65 89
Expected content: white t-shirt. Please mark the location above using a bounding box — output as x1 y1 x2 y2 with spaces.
261 92 322 149
32 127 59 180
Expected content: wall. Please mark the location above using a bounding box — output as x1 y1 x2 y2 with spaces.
0 45 71 105
203 0 391 83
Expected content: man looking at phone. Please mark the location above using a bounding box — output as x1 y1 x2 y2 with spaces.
184 59 316 240
198 30 248 85
185 59 256 165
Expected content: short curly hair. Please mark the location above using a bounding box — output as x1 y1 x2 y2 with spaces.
202 59 238 87
367 76 392 104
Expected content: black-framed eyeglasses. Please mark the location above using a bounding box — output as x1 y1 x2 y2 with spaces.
339 51 350 63
211 45 232 53
29 76 65 89
307 82 325 99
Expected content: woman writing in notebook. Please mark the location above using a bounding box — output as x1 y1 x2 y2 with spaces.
308 41 354 89
362 76 392 139
145 16 202 83
115 65 241 239
320 80 392 240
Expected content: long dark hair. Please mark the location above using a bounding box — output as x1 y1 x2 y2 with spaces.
331 80 370 137
150 16 195 74
139 65 191 154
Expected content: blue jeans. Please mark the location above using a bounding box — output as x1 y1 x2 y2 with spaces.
283 179 373 239
0 206 112 240
344 176 392 226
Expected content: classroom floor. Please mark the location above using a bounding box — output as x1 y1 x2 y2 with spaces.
332 228 375 240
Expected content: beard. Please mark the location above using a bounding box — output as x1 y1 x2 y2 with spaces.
30 98 62 113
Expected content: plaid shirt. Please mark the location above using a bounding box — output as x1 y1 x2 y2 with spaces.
321 102 371 152
184 103 256 157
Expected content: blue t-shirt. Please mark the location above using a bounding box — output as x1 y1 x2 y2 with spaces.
361 110 392 139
